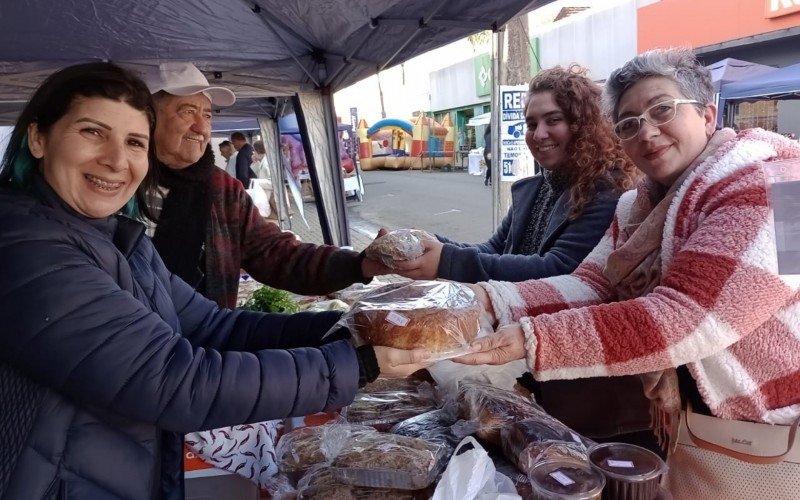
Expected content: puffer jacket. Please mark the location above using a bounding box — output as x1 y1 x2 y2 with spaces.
0 178 358 499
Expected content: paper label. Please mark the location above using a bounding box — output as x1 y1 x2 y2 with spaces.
607 459 635 468
385 311 410 327
549 470 575 486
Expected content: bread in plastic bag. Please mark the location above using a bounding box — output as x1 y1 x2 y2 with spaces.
365 229 433 268
331 279 391 306
332 281 483 360
342 380 438 431
296 464 417 500
275 421 373 482
500 417 594 475
331 431 444 490
390 405 462 463
455 381 546 445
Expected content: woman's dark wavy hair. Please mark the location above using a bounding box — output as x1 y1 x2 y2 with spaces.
0 62 158 220
527 65 638 219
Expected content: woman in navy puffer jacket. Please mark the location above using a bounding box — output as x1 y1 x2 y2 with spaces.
0 63 429 500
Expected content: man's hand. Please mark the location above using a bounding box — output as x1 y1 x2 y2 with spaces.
373 346 432 377
391 238 444 280
360 228 391 277
451 324 527 366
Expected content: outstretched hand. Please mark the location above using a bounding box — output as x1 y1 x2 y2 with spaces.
361 228 392 277
391 238 444 280
451 324 527 366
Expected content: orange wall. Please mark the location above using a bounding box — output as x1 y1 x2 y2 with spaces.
638 0 800 53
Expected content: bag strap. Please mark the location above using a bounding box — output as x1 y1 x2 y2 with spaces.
684 403 800 464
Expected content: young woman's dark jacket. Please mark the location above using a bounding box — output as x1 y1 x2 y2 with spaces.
436 173 621 283
0 177 357 499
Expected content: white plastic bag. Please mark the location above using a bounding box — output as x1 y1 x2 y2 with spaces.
246 179 272 218
432 437 521 500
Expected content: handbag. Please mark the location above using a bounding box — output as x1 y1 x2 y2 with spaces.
665 404 800 500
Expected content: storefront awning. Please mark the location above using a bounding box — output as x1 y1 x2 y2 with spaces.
467 112 491 127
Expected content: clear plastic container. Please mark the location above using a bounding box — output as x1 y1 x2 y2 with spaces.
588 443 667 500
529 458 606 500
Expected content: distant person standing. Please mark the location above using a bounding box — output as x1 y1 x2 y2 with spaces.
218 140 238 177
483 125 492 186
231 131 256 187
251 140 270 179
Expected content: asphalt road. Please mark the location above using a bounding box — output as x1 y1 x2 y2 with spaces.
346 169 494 243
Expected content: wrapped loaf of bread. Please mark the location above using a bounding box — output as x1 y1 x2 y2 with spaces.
456 381 546 444
344 281 482 360
364 229 432 268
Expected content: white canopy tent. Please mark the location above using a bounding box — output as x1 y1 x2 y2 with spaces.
0 0 551 245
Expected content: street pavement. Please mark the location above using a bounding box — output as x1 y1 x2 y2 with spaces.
289 168 494 252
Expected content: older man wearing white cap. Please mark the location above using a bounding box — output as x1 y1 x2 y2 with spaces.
142 62 386 308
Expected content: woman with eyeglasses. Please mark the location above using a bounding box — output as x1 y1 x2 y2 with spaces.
453 48 800 495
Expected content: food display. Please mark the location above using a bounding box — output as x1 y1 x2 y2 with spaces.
364 229 432 268
588 443 667 500
456 381 546 444
529 458 606 500
332 432 443 490
341 281 482 359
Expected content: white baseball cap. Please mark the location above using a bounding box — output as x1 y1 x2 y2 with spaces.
141 62 236 107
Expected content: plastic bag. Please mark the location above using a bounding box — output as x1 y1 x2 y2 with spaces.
501 417 595 475
432 437 521 500
427 359 529 394
296 464 417 500
275 420 373 482
390 404 462 463
245 180 272 218
341 381 438 431
327 281 484 361
455 381 546 445
331 430 444 490
365 229 434 268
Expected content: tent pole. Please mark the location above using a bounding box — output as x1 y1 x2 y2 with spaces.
321 88 351 246
378 0 450 72
293 94 334 244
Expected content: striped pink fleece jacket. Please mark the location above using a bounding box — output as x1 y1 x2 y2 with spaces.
483 129 800 424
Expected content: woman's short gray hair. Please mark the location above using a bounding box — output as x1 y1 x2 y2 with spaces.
603 48 714 122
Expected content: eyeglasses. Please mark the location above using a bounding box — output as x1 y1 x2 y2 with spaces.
613 99 701 141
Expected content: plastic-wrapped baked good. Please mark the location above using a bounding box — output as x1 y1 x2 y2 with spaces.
361 377 427 394
364 229 432 268
341 381 438 431
456 381 546 444
275 422 373 482
588 443 667 500
501 417 595 475
390 406 461 462
297 465 416 500
331 432 443 490
335 281 482 360
529 458 606 500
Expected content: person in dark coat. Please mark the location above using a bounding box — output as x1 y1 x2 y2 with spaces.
231 131 256 187
392 66 638 284
0 63 429 500
390 67 664 456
